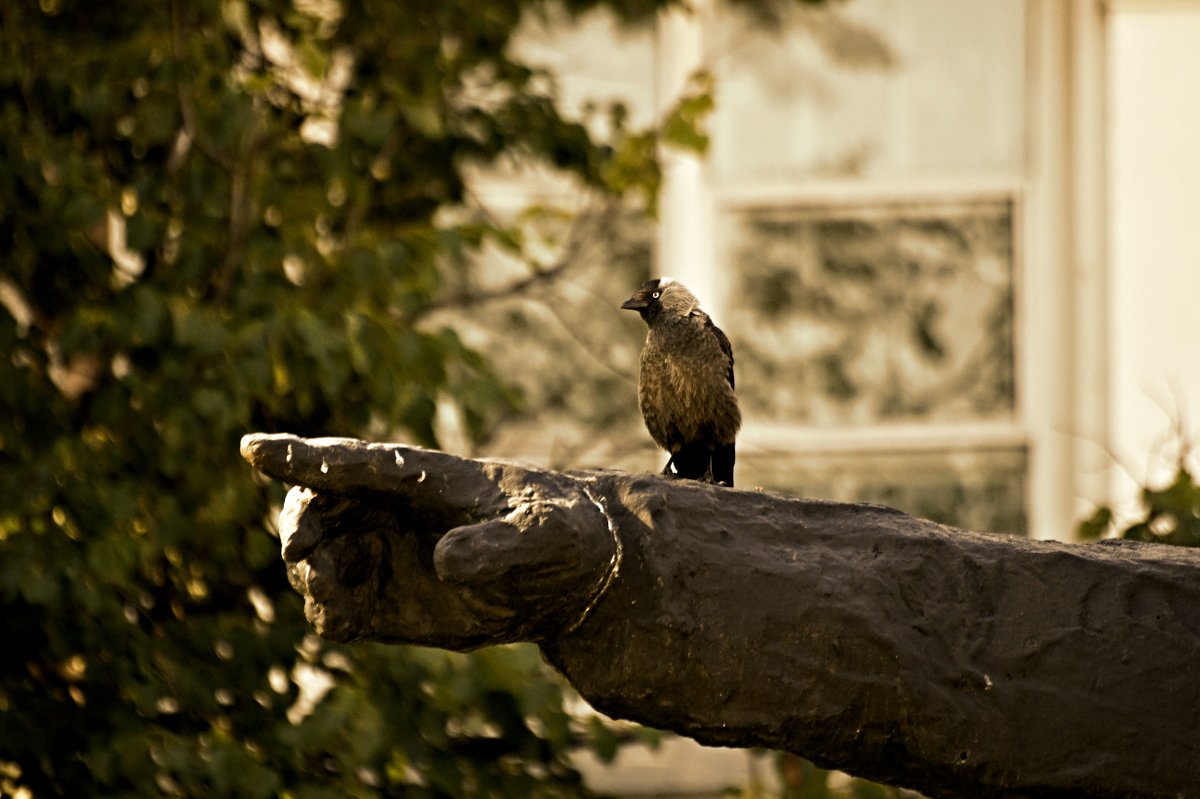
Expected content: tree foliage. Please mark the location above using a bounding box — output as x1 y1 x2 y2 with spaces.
1078 450 1200 547
0 0 698 795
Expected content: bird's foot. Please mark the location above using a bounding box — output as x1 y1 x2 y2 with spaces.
700 464 731 488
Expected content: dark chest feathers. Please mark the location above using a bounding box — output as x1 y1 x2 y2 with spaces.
638 312 741 452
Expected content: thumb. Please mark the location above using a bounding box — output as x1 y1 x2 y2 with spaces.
433 520 527 584
433 491 622 635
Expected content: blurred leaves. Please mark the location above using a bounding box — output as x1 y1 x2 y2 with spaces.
601 69 715 215
0 0 718 796
1078 456 1200 547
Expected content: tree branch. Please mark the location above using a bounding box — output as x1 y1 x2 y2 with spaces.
213 102 262 305
170 0 237 173
408 199 618 322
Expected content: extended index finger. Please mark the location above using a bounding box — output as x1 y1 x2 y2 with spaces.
240 433 510 522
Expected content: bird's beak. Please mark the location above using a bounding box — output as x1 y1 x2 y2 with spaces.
620 295 646 311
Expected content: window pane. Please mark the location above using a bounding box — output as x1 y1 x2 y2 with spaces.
710 0 1026 180
739 447 1028 535
723 199 1015 426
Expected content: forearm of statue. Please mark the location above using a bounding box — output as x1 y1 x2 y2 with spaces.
241 433 1200 799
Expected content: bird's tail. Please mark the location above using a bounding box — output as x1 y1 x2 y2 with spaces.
669 442 712 482
670 441 736 487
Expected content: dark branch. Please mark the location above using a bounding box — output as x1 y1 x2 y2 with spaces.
408 200 618 322
170 0 238 173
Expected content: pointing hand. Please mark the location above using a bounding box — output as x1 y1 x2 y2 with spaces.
240 433 620 649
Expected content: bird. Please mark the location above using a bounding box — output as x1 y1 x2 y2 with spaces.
621 277 741 486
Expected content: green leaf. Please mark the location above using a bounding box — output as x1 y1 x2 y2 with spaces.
1076 506 1112 540
660 69 716 155
295 39 328 80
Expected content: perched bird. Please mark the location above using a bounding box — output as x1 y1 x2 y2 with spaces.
621 278 741 486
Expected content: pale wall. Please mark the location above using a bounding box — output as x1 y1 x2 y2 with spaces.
1107 1 1200 514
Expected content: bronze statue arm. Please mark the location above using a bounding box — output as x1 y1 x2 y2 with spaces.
241 433 1200 799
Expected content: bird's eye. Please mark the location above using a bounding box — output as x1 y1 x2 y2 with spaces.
651 291 660 299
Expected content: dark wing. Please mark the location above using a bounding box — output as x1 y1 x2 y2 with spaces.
706 318 735 390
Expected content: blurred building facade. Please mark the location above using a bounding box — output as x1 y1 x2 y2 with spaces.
461 0 1200 795
465 0 1200 541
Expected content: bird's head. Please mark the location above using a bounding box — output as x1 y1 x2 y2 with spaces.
620 278 700 324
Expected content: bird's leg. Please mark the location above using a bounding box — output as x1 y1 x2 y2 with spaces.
661 456 678 478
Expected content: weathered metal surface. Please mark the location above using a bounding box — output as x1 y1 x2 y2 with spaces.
242 433 1200 799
